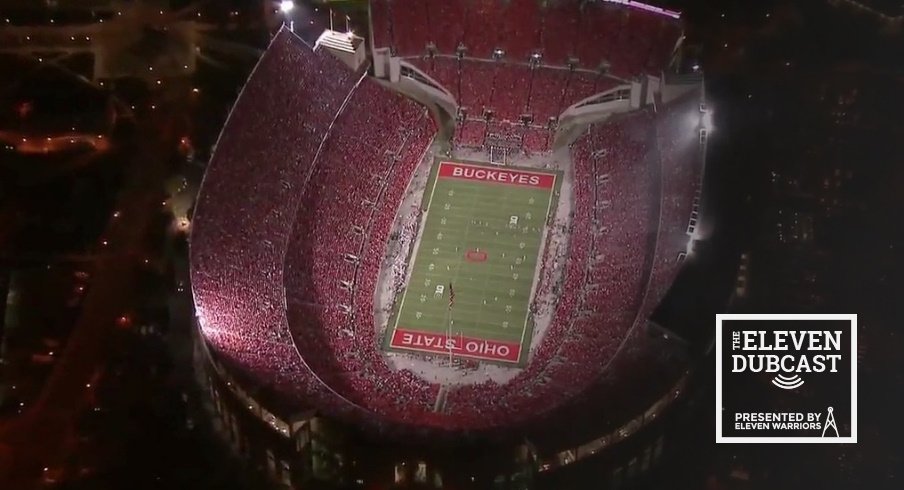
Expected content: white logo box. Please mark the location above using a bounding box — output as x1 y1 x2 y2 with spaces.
716 313 857 444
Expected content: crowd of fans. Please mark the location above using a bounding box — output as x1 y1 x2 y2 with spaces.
459 59 497 114
283 77 441 422
522 127 553 154
428 0 467 53
412 56 628 124
527 94 704 442
372 0 681 77
192 28 441 428
453 120 487 148
452 119 552 157
405 54 629 156
192 18 701 433
490 63 532 120
526 67 569 121
191 29 391 423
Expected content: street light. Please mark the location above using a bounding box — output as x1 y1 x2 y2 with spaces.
279 1 294 14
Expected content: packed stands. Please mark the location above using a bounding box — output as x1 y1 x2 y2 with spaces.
454 120 487 148
192 27 443 427
193 0 700 437
540 0 580 65
490 63 532 120
527 67 568 121
370 0 681 77
522 127 552 154
573 1 617 70
533 93 703 442
500 0 543 61
390 0 429 55
387 1 669 139
459 59 497 112
428 0 466 53
399 55 631 152
370 0 391 50
463 0 504 58
191 29 361 412
284 78 440 418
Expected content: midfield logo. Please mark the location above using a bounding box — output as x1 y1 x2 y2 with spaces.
716 314 857 443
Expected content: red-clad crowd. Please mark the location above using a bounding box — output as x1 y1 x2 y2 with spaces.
192 13 701 432
283 77 441 422
527 67 569 121
452 119 551 156
453 120 487 148
192 29 442 428
426 57 627 124
191 29 364 415
373 0 681 76
489 62 532 120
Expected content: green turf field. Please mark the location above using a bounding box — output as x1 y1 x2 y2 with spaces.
386 160 559 364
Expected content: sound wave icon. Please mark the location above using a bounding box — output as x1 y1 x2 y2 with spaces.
772 374 805 390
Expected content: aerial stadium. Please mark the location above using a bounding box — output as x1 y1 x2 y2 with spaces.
189 0 715 487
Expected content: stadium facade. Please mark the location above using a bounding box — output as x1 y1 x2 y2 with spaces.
189 1 715 488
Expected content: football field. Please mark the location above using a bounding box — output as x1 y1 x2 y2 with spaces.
386 161 559 364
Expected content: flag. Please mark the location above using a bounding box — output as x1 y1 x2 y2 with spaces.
448 282 455 310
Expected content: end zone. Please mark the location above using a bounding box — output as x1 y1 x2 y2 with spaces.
390 328 522 363
438 161 556 189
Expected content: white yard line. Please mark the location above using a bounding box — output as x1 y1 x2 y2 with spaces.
391 161 445 338
472 198 494 342
517 172 558 363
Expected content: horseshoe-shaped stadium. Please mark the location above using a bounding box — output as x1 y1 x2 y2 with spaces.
190 0 715 485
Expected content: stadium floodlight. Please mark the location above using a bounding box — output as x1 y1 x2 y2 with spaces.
279 0 294 14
